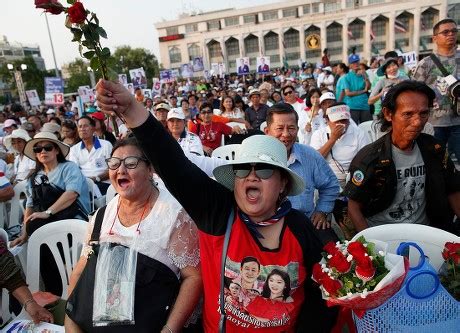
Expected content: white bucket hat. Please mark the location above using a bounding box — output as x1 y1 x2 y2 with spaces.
213 135 305 195
3 129 31 153
24 132 70 161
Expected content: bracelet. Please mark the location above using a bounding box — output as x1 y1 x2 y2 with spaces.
163 325 173 333
23 298 35 311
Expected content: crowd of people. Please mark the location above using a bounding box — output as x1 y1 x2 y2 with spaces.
0 18 459 332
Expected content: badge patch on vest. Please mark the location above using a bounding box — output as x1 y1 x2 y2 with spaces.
352 170 365 186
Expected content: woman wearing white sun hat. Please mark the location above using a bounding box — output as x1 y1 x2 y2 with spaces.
3 128 36 184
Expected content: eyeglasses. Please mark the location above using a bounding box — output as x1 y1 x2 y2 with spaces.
233 163 276 179
436 28 458 36
283 90 294 96
33 144 54 154
106 156 148 170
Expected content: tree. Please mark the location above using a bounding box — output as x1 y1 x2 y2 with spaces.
63 57 97 93
111 46 160 83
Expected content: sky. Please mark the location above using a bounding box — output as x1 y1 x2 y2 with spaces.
1 0 281 70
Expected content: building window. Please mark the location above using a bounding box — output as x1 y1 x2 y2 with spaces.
312 3 320 13
346 0 362 8
208 42 222 58
303 5 310 14
225 17 239 27
208 20 221 31
448 4 460 25
420 36 432 50
168 46 182 63
226 39 240 56
284 29 299 48
368 0 384 3
372 18 387 37
2 49 13 56
327 23 342 43
328 47 342 55
286 52 300 61
324 1 341 13
306 49 321 59
166 26 179 35
264 32 279 51
243 15 256 24
349 21 364 39
270 54 280 63
185 24 198 33
395 15 410 34
421 10 437 31
188 43 201 60
245 36 259 53
372 41 386 53
282 8 297 18
262 10 278 21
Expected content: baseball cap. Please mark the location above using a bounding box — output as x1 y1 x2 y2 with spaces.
323 66 332 72
167 108 185 120
154 103 171 112
348 54 360 64
4 119 17 128
46 108 56 115
326 105 351 122
90 111 105 121
248 89 260 98
319 92 336 105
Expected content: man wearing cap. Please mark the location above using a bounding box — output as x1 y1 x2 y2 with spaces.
343 54 371 124
245 89 269 130
154 102 171 128
167 108 204 156
68 116 113 195
264 103 340 243
413 18 460 166
343 81 460 233
311 103 369 233
3 119 18 136
46 109 56 122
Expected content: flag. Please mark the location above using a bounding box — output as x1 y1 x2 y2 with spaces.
395 19 407 33
347 29 355 40
370 29 376 42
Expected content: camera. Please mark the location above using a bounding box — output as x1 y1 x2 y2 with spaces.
444 75 460 99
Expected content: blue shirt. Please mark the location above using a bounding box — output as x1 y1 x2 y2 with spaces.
343 71 370 111
287 143 340 218
26 161 90 216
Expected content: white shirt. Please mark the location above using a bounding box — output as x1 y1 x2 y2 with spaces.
13 155 36 181
68 136 113 180
310 123 369 186
297 108 326 146
177 131 204 156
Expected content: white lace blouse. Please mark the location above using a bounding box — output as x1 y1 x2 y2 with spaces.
82 186 200 276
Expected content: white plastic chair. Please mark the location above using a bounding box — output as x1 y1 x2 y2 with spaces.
358 120 379 143
25 219 88 299
212 144 239 160
8 180 27 230
352 224 460 270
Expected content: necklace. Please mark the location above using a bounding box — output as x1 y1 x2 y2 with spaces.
108 190 153 235
201 122 214 141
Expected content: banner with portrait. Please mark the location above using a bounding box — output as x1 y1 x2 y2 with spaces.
236 57 250 75
78 85 94 103
152 78 161 96
192 57 204 72
180 63 194 78
129 67 147 88
256 57 270 74
26 90 41 107
118 73 128 85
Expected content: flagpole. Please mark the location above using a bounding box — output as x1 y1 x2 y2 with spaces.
45 13 60 77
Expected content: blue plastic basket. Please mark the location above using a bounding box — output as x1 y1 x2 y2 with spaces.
354 242 460 333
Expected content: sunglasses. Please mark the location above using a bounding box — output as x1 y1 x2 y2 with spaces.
201 109 213 114
233 163 276 179
33 144 54 154
106 156 148 170
436 28 458 36
283 90 294 96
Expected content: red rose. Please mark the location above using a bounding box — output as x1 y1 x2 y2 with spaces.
321 276 342 296
347 241 368 259
324 242 339 255
328 252 351 273
312 263 326 283
451 253 460 265
67 1 87 24
443 242 460 259
35 0 65 15
355 265 376 282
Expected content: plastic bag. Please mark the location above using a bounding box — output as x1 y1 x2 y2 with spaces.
92 242 138 327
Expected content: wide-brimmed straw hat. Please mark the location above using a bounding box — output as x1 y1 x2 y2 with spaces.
3 129 31 153
24 132 70 161
213 135 305 195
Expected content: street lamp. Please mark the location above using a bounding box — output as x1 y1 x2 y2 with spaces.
7 63 28 109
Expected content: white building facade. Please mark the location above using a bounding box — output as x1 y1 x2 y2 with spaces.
155 0 460 74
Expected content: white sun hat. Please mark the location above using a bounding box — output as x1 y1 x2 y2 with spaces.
3 129 31 153
213 135 305 195
24 132 70 161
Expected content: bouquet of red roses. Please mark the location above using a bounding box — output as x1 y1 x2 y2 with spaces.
312 236 408 317
439 242 460 301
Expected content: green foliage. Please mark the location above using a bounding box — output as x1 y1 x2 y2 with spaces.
110 46 160 83
64 58 100 93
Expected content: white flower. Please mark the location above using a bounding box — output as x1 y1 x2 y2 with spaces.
364 253 369 257
347 255 353 262
342 250 348 256
360 289 368 299
369 256 373 260
378 251 385 256
347 292 353 297
327 254 332 259
336 241 341 246
344 240 350 245
356 283 360 287
363 243 368 247
321 264 327 269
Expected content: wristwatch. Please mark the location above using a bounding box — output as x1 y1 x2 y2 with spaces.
45 209 53 216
